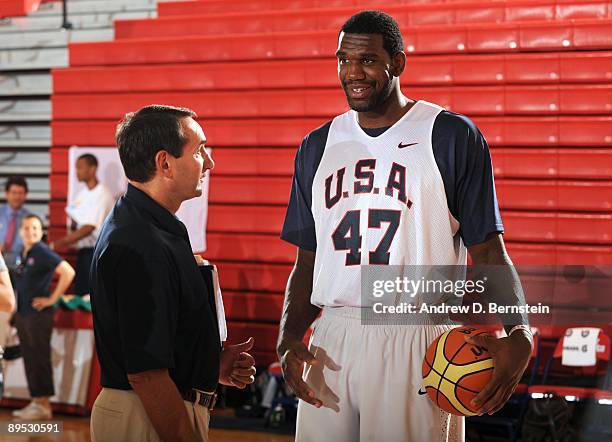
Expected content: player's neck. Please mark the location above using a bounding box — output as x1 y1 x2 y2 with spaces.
85 177 98 190
357 92 414 129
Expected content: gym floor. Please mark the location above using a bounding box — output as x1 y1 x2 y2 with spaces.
0 408 294 441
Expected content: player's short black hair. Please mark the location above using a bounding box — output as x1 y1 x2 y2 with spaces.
77 153 98 168
340 10 404 57
115 104 196 183
5 176 28 193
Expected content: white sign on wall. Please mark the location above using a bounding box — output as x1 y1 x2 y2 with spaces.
67 146 209 252
3 328 94 406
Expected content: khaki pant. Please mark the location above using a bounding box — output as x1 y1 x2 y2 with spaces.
296 307 464 442
91 388 210 442
0 310 11 349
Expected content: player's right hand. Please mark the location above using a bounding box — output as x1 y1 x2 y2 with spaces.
278 339 322 408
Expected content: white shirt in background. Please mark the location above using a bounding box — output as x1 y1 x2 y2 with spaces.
66 183 115 249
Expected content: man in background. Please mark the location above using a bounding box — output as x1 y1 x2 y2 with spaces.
0 176 30 268
52 154 114 296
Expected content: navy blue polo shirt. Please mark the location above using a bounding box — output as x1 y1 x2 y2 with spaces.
15 242 62 315
90 184 221 393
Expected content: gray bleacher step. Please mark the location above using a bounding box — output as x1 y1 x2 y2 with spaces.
0 98 51 122
0 150 50 174
0 72 51 96
0 124 51 148
0 10 156 33
0 199 50 216
30 0 156 16
0 47 67 71
0 27 114 50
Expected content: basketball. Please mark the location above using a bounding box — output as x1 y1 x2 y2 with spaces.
422 327 495 416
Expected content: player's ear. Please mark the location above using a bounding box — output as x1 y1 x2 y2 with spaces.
155 150 172 178
391 51 406 78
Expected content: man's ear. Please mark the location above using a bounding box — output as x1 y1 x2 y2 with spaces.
391 51 406 78
155 150 172 178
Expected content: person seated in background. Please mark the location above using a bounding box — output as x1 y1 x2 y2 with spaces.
51 154 113 297
12 214 75 420
0 176 30 269
0 252 16 350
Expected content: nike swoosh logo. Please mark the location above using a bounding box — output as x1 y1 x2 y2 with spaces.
398 142 418 149
418 388 427 395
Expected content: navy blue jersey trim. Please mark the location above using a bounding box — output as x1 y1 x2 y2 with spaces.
432 111 504 247
280 121 332 251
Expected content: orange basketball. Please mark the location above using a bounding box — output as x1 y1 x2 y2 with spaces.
422 326 494 416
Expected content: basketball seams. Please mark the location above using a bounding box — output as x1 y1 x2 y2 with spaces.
423 357 446 379
443 329 492 414
445 330 492 365
432 331 452 408
436 389 464 416
423 327 495 417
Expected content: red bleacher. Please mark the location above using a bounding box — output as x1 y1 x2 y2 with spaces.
492 148 612 179
50 0 612 366
53 53 612 93
68 20 612 67
0 0 41 18
51 116 612 147
157 0 612 17
50 85 612 119
528 329 611 400
115 1 612 39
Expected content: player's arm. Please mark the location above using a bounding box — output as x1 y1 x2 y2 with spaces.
468 233 532 337
128 369 200 442
276 247 322 407
466 233 533 415
32 260 75 310
0 267 15 313
51 224 95 249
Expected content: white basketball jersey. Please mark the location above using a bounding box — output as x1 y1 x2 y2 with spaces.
310 101 465 306
281 100 503 308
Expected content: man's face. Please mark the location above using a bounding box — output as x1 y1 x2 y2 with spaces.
171 117 214 201
5 184 27 210
336 32 396 113
76 158 96 182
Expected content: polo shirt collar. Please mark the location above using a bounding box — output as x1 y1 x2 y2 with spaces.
125 184 189 240
26 242 43 256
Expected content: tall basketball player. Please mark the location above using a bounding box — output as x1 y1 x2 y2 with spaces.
278 11 534 442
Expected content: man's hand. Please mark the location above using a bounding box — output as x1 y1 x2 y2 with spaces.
31 297 55 311
278 338 322 408
219 337 256 389
466 332 533 415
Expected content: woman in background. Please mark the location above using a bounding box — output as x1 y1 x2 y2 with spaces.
12 214 75 420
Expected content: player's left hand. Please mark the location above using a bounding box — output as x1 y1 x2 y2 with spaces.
31 297 55 311
465 332 532 415
219 337 256 389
